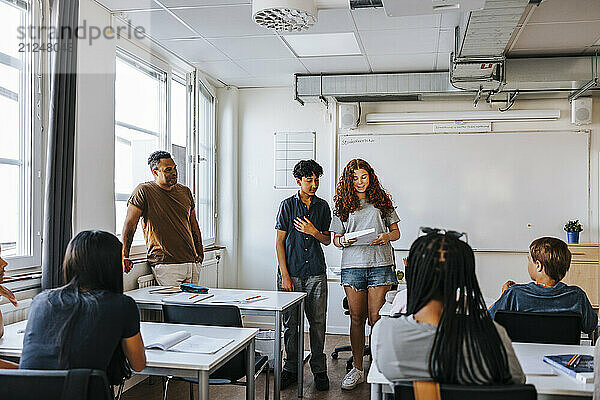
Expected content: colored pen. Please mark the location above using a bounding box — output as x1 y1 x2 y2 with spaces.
189 294 200 300
245 295 261 301
567 354 579 366
572 354 582 368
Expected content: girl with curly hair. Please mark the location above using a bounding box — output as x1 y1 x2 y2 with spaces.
331 159 401 390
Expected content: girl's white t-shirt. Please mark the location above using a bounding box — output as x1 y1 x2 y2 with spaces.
331 199 400 269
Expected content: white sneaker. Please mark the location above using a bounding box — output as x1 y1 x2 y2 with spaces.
341 367 364 390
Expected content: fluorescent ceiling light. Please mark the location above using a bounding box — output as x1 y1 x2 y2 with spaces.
366 110 561 124
283 32 361 57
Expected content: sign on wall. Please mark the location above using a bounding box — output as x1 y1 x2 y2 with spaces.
274 131 316 189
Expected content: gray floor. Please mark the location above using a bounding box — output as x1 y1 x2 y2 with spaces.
122 334 372 400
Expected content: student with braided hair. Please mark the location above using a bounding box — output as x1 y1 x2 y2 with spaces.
372 231 525 384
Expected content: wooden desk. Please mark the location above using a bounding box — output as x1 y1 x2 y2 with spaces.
126 286 307 400
0 320 259 400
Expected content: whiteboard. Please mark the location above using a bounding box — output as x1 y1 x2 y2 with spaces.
338 132 589 251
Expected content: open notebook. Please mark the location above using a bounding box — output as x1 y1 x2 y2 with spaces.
144 330 234 354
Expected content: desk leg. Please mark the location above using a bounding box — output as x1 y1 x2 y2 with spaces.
198 370 209 400
370 382 382 400
297 299 304 398
274 310 282 400
247 338 255 400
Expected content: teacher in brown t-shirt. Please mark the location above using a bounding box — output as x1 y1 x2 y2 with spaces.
121 151 204 286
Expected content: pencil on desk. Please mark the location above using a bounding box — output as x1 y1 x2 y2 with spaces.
189 294 200 300
567 354 579 366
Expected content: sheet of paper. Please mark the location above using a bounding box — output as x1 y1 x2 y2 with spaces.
162 293 214 304
344 228 375 241
170 335 234 354
210 295 267 304
144 330 191 350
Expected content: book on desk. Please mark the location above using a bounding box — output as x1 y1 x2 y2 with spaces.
543 354 594 383
144 330 233 354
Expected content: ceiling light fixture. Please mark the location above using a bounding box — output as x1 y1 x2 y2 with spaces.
253 0 318 32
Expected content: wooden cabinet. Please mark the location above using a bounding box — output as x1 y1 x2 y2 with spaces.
565 244 600 307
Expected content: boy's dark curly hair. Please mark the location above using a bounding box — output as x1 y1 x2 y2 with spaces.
293 160 323 180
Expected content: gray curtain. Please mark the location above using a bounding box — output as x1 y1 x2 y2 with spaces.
42 0 79 289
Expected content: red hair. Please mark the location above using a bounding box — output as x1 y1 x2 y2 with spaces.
334 159 394 222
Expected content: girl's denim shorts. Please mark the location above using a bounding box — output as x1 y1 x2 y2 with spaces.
341 265 398 291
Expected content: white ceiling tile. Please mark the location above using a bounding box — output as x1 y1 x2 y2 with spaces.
352 9 440 31
234 59 307 77
160 0 250 6
94 0 159 11
194 60 250 78
438 29 455 52
300 55 371 74
285 9 355 35
360 29 439 55
513 21 600 51
160 38 227 62
368 54 435 72
284 32 361 57
122 10 197 39
207 36 292 60
172 5 273 37
436 52 450 70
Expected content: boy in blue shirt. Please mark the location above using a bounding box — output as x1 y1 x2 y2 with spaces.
275 160 332 391
489 237 597 334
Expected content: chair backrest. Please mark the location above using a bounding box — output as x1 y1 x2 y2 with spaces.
162 303 243 327
162 303 246 381
394 381 537 400
0 369 113 400
494 310 581 344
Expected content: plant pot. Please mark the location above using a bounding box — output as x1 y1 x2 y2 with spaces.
566 231 580 244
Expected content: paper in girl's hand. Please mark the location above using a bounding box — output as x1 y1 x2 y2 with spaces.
344 228 377 245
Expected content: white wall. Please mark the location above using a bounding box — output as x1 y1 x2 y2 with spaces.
231 88 599 332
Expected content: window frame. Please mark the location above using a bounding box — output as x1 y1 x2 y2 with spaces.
1 0 44 272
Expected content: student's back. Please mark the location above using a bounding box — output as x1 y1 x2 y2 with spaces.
488 282 597 333
489 237 598 334
20 289 139 370
19 230 145 374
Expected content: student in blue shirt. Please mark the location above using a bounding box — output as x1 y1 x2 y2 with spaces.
489 236 597 334
275 160 332 391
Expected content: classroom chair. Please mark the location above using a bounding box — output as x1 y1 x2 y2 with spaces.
331 296 372 372
493 311 582 345
394 381 537 400
0 369 113 400
162 303 270 400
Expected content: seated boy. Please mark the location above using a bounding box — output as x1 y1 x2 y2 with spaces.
488 237 597 334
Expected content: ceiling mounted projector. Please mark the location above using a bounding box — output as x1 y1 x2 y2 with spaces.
253 0 318 32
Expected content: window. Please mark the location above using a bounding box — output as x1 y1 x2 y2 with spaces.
192 81 216 244
114 51 166 245
0 0 42 270
170 73 188 186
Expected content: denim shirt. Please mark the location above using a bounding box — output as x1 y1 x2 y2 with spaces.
488 281 598 334
275 192 331 277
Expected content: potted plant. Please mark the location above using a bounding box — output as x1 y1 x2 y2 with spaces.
564 220 583 244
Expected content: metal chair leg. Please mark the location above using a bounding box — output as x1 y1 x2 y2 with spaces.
264 365 270 400
162 376 171 400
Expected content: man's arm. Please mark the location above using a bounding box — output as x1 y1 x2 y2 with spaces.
189 209 204 264
276 230 294 291
122 205 143 273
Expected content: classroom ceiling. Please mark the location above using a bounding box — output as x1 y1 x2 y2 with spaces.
94 0 600 88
